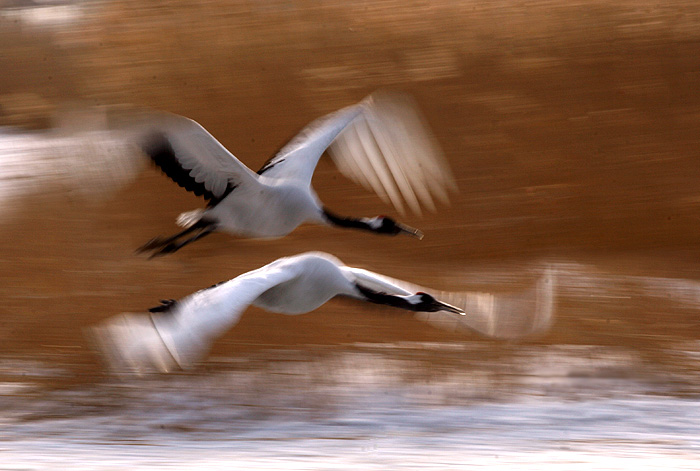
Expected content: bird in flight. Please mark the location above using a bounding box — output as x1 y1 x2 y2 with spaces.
92 252 555 374
133 91 456 256
0 92 455 255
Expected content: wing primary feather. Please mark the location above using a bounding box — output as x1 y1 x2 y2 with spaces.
351 118 410 215
400 109 458 197
373 106 440 212
369 92 457 205
344 121 401 208
379 125 438 213
141 132 236 206
327 136 373 191
345 265 555 339
364 112 423 216
252 92 456 215
93 259 305 374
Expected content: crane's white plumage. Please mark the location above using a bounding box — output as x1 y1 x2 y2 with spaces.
91 252 555 375
328 93 456 215
143 112 262 199
136 92 454 249
1 91 455 251
257 92 454 215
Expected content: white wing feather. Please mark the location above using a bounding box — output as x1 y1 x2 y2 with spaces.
0 93 451 217
262 92 456 215
329 92 456 216
92 254 555 375
91 259 303 375
0 105 261 216
259 102 364 183
134 112 261 198
345 266 555 339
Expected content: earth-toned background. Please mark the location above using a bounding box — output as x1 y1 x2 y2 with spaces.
2 1 700 468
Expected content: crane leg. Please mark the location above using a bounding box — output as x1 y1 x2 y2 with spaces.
136 220 216 257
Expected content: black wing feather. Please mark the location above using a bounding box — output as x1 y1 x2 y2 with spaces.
142 132 236 206
148 299 177 314
255 128 303 175
256 156 285 175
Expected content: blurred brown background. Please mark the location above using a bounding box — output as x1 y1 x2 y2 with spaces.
2 0 700 375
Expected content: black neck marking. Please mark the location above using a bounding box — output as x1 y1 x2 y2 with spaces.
323 208 375 231
142 132 236 207
355 284 420 312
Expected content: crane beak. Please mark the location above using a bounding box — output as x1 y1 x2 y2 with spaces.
437 301 466 316
397 222 424 240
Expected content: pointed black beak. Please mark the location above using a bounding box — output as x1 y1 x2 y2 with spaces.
396 222 424 240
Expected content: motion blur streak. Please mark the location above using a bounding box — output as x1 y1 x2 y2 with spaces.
2 0 700 469
0 121 145 213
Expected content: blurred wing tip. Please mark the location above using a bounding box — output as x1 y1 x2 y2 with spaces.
88 313 180 377
87 318 143 378
415 267 557 340
406 201 423 217
445 176 460 193
533 266 558 332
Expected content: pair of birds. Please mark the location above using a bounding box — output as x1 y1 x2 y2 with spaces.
90 92 554 374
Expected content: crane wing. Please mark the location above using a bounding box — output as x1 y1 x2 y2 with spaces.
344 266 555 339
91 256 304 375
0 105 262 218
258 92 457 216
134 112 261 203
256 101 363 181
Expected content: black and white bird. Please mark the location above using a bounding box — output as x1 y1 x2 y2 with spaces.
133 91 456 256
0 93 454 253
92 252 555 374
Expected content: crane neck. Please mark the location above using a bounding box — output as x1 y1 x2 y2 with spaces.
354 283 421 312
322 208 381 232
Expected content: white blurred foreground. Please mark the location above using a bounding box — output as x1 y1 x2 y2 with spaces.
0 120 145 211
2 343 700 471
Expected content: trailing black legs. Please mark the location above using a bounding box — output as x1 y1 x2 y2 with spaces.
137 220 218 257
